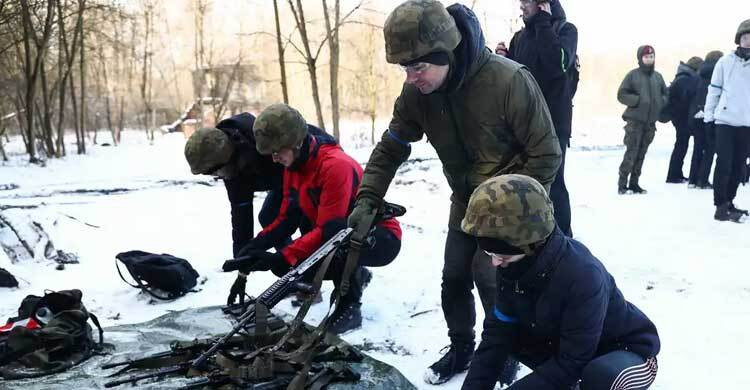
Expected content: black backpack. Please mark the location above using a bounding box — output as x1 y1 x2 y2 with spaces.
0 267 19 288
116 250 200 300
0 289 104 379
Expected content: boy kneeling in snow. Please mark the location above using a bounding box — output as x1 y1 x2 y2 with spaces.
461 174 660 390
225 103 402 334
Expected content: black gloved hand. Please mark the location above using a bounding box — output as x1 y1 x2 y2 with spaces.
246 252 284 272
226 273 247 306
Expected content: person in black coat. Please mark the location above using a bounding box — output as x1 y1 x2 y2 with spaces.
460 174 660 390
688 51 724 189
495 0 578 238
666 56 703 183
184 112 285 257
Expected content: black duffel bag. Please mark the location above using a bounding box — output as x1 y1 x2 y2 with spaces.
115 250 199 300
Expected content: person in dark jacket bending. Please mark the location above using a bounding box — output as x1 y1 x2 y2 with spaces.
495 0 578 238
184 113 284 257
461 174 660 390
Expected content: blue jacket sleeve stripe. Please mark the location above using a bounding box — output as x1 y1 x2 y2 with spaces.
494 306 518 323
387 129 411 147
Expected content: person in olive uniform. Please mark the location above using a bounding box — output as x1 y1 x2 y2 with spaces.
616 45 669 195
460 174 660 390
346 0 561 384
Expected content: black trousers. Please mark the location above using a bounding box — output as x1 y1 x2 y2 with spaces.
269 219 401 305
549 136 572 237
667 118 692 181
442 228 496 346
688 120 716 185
713 125 750 206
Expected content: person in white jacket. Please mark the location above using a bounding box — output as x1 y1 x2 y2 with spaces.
704 19 750 222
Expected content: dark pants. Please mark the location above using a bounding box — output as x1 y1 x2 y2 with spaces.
578 352 658 390
619 121 656 187
549 136 572 237
258 189 283 227
503 351 657 390
269 219 401 305
666 119 692 181
258 189 290 251
442 228 496 346
713 125 750 206
688 120 716 185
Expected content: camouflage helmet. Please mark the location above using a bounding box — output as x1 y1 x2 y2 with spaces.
253 103 307 155
184 127 234 175
383 0 461 65
736 19 750 44
461 174 555 248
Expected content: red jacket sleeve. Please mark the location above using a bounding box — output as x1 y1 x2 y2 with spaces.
281 160 355 265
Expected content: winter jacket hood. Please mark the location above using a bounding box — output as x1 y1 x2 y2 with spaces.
443 4 486 93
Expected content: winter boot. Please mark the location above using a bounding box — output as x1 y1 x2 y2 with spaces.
729 203 749 216
329 301 362 334
629 184 648 194
498 357 520 386
618 175 629 194
715 203 743 222
423 343 474 385
327 267 372 334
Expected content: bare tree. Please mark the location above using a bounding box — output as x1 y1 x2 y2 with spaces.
286 0 326 129
322 0 340 138
139 0 155 142
272 0 288 103
19 0 56 162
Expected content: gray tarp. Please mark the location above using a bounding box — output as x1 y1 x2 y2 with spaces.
1 306 416 389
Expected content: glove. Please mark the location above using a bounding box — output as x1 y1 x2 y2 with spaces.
347 196 380 231
694 110 704 119
222 251 283 273
237 238 266 259
246 251 284 272
226 273 247 306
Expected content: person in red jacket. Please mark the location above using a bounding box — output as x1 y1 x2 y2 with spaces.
226 103 402 334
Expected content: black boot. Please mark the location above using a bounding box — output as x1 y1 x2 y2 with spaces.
697 182 713 189
618 176 629 194
715 203 743 222
423 343 474 385
729 203 749 216
328 267 372 334
329 301 362 334
629 184 648 194
498 357 520 386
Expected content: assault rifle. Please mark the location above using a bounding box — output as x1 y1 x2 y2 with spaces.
193 201 405 369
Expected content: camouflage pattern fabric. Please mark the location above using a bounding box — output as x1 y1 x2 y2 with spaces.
618 121 656 188
461 174 555 247
253 103 307 155
383 0 461 64
184 127 234 174
736 19 750 44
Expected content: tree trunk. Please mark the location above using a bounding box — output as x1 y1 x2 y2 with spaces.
288 0 325 129
322 0 340 139
273 0 289 103
78 0 87 154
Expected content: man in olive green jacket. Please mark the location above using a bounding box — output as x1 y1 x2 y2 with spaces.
617 45 669 194
347 0 561 384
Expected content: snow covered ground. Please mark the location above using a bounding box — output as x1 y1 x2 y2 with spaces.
1 124 749 389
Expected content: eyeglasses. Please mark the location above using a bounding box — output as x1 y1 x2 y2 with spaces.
400 62 432 75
